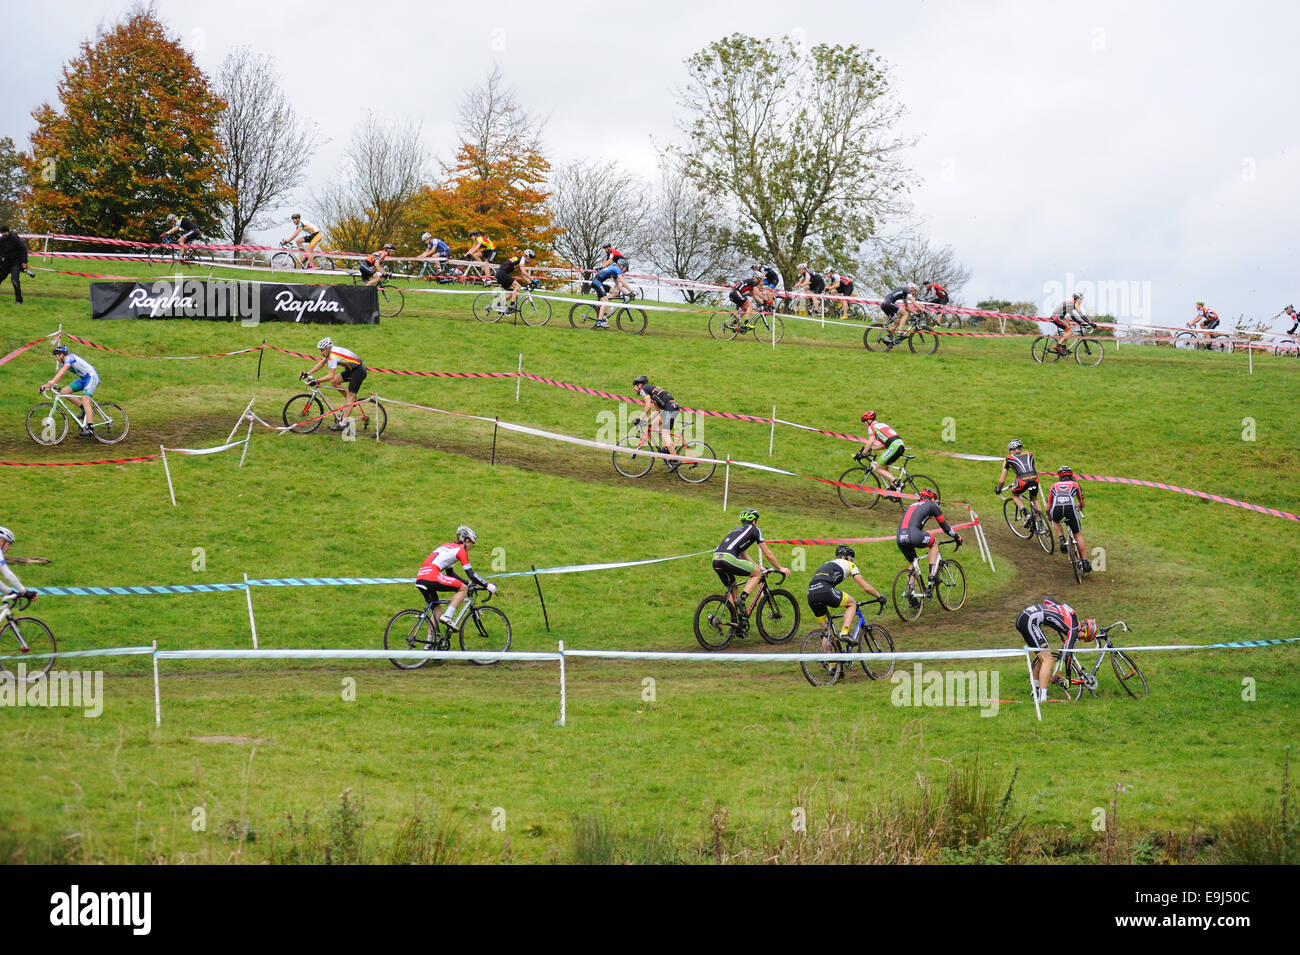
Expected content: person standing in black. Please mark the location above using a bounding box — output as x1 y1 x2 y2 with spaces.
0 225 30 304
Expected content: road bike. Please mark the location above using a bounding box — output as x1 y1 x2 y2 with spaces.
892 539 966 623
693 570 800 651
707 307 786 343
1051 620 1147 700
612 417 716 484
270 240 335 272
472 281 552 326
150 235 211 267
1031 324 1105 365
997 489 1053 554
1053 510 1088 584
1173 329 1234 352
0 593 55 682
863 310 941 355
568 294 647 334
799 603 895 686
282 380 387 436
26 388 129 445
837 450 940 509
383 585 511 668
352 270 404 318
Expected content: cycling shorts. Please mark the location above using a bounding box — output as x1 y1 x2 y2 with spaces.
1050 316 1071 330
70 372 100 397
359 263 376 281
181 229 201 243
1011 478 1039 498
807 582 846 620
877 439 905 467
728 289 748 308
1016 610 1051 651
1203 318 1219 329
495 268 517 290
659 405 680 433
304 231 322 249
1049 504 1080 533
881 302 899 318
417 571 466 592
713 553 756 588
340 364 368 393
896 528 934 564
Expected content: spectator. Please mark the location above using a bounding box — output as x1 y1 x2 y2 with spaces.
0 225 30 304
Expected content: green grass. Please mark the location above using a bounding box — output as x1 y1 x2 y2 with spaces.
0 261 1296 863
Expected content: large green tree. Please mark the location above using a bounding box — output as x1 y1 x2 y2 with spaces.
0 137 24 227
675 34 913 285
23 9 229 240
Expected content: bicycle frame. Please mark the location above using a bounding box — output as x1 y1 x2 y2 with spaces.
725 569 783 615
1054 620 1135 698
42 388 111 427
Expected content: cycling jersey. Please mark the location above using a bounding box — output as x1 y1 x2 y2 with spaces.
865 421 900 445
59 353 97 378
809 558 859 589
499 256 525 274
1197 309 1220 328
1005 452 1037 481
921 283 949 306
1017 598 1080 650
295 220 320 236
0 552 25 594
644 385 677 411
883 287 911 307
605 248 625 261
763 267 779 287
417 542 488 588
733 278 759 295
716 523 762 559
899 500 950 537
426 238 450 257
326 346 362 370
807 272 826 294
179 216 198 233
472 236 496 251
1048 479 1084 510
363 250 389 267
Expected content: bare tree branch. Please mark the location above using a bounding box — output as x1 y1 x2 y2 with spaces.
456 64 546 186
549 159 650 272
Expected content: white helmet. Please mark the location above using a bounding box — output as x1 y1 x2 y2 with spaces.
907 281 917 291
0 526 13 544
317 337 332 351
422 232 431 242
797 262 808 271
523 249 535 258
456 525 477 544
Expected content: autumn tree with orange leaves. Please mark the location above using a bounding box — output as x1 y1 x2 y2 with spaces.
23 8 230 241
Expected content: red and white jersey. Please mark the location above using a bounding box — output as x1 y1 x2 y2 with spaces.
326 346 361 370
867 421 899 443
417 542 470 580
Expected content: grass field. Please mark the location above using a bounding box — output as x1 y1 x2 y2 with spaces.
0 260 1297 863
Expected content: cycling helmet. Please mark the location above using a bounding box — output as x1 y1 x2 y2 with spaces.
166 213 177 222
1072 292 1083 301
1008 438 1023 452
421 232 431 242
52 344 69 355
907 281 917 291
291 213 301 221
797 262 808 271
1196 300 1204 307
739 508 759 523
1286 305 1295 313
835 544 855 560
470 230 483 237
1080 618 1099 642
382 243 395 251
603 243 614 250
918 487 938 501
632 375 648 388
317 337 333 351
456 525 477 544
523 249 535 259
0 527 13 545
1057 466 1073 477
861 410 876 422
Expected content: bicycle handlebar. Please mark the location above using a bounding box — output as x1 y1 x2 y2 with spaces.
1099 620 1130 638
761 569 787 586
0 593 34 611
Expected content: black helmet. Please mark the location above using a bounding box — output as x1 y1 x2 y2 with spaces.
633 375 648 387
53 344 69 355
835 544 855 560
470 230 483 237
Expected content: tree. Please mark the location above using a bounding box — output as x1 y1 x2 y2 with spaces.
646 159 733 303
974 300 1043 335
457 65 546 186
674 34 913 286
0 138 24 226
215 47 319 244
313 113 428 253
549 159 649 273
22 8 229 240
860 232 972 298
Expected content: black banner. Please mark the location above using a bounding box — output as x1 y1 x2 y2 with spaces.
89 280 380 324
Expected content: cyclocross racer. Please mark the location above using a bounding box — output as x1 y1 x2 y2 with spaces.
858 410 907 491
896 487 962 588
416 525 497 626
43 343 99 437
302 337 368 431
1047 466 1090 572
996 438 1046 529
1016 597 1098 703
632 375 684 463
0 527 37 601
712 508 791 618
807 544 886 640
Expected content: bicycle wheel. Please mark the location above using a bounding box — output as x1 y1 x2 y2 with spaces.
310 255 335 272
799 628 842 687
1003 498 1033 539
569 302 601 329
91 402 129 444
1069 538 1083 584
935 558 966 611
1110 650 1148 698
694 595 737 651
25 402 70 445
859 624 896 680
1275 340 1299 358
1173 331 1199 350
675 440 717 484
358 398 387 437
612 435 655 478
473 292 504 323
863 325 893 352
460 604 511 665
519 295 551 327
905 474 941 503
837 466 884 509
270 251 296 271
1074 338 1104 366
708 310 742 340
1054 654 1085 701
892 568 924 622
752 314 785 344
616 306 647 335
1030 336 1054 363
383 609 434 671
377 285 404 318
0 617 56 681
282 393 326 434
754 588 800 644
908 329 940 354
1033 513 1055 554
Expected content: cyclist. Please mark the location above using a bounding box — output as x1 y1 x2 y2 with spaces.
414 233 452 276
807 544 886 643
302 337 368 431
161 212 201 250
753 263 780 309
857 410 907 492
1016 598 1098 703
632 375 684 464
1049 292 1088 355
600 243 636 299
359 244 395 287
495 249 536 312
827 270 855 320
727 272 762 322
1285 305 1298 336
0 527 38 603
416 525 497 626
712 508 791 619
284 214 324 268
995 438 1046 530
896 487 962 591
587 258 627 329
466 230 497 275
792 263 826 314
881 282 917 342
919 281 950 307
1188 301 1220 345
1047 466 1090 572
42 343 99 437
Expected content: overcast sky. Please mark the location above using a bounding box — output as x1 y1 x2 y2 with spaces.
5 0 1297 328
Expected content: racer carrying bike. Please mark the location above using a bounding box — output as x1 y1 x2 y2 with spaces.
712 508 791 619
1016 598 1098 703
43 343 99 437
302 337 368 430
632 375 684 464
416 525 497 626
996 438 1047 529
1047 466 1090 572
858 410 907 491
0 527 38 603
807 545 886 642
896 487 962 590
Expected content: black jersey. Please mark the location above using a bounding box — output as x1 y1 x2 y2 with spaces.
809 558 858 588
884 287 910 306
1005 452 1037 480
716 523 762 557
898 499 949 535
808 272 826 294
645 385 676 410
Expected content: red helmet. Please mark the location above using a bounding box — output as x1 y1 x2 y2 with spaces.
1080 618 1099 642
918 487 938 501
861 410 876 422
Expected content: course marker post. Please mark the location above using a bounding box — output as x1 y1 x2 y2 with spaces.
516 353 523 402
557 640 566 727
161 446 176 507
152 640 161 727
256 339 265 378
1026 648 1041 722
227 397 255 444
239 416 254 467
244 573 258 649
491 417 499 466
532 564 551 632
769 405 776 457
723 458 731 510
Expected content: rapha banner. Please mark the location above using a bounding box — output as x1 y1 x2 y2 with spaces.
89 280 380 324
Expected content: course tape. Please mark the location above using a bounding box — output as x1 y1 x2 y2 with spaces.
0 455 161 467
0 336 50 367
64 333 261 361
1078 474 1300 522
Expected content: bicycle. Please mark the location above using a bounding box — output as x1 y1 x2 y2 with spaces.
612 417 717 484
150 235 209 267
1173 329 1233 353
472 281 552 327
0 593 56 682
863 310 940 355
383 585 511 669
1031 324 1105 365
26 387 129 445
837 451 940 509
1051 620 1147 700
996 489 1053 554
891 539 966 623
693 570 801 651
282 379 387 436
1056 511 1088 584
270 240 336 272
798 603 895 686
352 270 404 318
707 307 786 343
1272 337 1298 358
568 294 647 334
